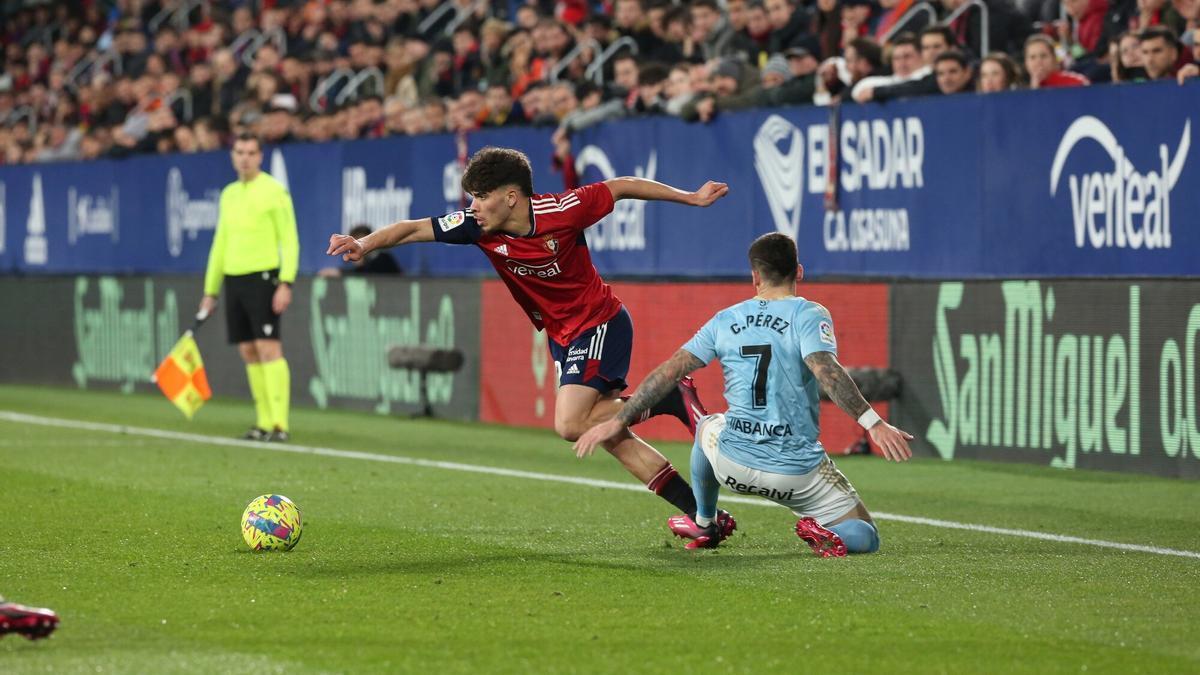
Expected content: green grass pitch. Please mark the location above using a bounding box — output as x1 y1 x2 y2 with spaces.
1 385 1197 673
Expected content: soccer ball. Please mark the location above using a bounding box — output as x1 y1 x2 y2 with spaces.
241 494 304 551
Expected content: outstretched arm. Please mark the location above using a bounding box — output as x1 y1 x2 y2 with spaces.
326 218 435 262
603 177 729 206
573 349 705 457
804 351 913 462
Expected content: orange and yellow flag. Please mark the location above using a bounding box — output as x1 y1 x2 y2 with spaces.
153 332 212 419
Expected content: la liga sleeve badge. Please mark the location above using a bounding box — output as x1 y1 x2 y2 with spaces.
438 211 466 231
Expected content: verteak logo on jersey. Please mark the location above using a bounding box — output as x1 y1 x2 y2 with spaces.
438 211 465 232
24 173 47 265
574 146 652 251
1050 116 1188 250
68 186 119 245
542 235 558 253
754 114 805 240
165 168 220 257
493 243 508 255
505 258 562 278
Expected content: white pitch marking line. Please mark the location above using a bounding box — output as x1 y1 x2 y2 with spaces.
2 410 1198 560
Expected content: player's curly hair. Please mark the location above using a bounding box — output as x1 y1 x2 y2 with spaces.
461 147 534 197
748 233 799 285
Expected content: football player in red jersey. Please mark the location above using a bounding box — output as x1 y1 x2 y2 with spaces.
328 147 734 528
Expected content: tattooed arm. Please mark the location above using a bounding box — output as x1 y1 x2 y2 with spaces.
804 351 914 462
804 351 872 419
574 349 705 457
614 349 705 426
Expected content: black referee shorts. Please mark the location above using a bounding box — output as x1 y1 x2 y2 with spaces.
223 269 282 344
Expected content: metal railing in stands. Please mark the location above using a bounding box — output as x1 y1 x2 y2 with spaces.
941 0 990 56
229 29 259 59
310 68 355 112
148 0 204 34
7 106 37 134
880 1 939 44
445 0 489 36
417 2 457 37
335 67 385 106
550 38 601 83
164 88 193 122
241 26 287 68
584 36 639 85
65 49 122 93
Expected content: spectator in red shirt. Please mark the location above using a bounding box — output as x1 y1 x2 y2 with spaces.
875 0 916 42
1025 34 1091 87
1129 0 1186 35
841 0 874 50
1061 0 1109 58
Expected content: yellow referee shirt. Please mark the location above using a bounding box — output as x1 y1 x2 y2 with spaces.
203 172 300 296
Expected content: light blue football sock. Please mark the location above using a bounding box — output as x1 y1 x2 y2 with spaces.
690 440 720 525
828 519 880 554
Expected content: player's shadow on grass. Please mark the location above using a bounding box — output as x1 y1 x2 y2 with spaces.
294 545 817 580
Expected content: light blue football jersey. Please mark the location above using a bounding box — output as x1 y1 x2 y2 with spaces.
683 296 838 474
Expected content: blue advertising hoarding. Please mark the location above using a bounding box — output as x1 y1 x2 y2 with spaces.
0 81 1196 278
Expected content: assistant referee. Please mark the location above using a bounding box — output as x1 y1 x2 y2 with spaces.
198 132 299 442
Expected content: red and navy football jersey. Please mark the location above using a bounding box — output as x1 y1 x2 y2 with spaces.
432 182 623 345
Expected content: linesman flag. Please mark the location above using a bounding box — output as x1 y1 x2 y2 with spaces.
154 314 212 419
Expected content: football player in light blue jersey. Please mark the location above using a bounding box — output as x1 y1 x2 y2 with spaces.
575 233 913 556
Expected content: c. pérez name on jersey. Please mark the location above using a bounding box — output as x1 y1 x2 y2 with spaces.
727 416 794 438
730 312 791 335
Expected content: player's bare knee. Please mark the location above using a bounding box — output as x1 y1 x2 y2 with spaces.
554 419 585 442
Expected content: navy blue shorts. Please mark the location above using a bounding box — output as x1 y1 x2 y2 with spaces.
549 307 633 394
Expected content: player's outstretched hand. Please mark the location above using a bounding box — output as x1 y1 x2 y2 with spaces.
327 233 365 262
868 422 914 462
573 419 625 458
691 181 729 207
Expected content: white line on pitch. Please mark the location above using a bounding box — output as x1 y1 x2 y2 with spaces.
2 410 1197 560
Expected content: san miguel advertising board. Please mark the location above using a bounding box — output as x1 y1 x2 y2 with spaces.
0 276 482 420
893 281 1200 478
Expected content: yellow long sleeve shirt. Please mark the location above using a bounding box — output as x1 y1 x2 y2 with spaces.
203 172 300 296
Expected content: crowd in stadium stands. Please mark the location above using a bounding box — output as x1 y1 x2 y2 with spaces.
0 0 1197 164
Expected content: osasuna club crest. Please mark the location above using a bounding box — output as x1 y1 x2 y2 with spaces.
542 235 558 254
